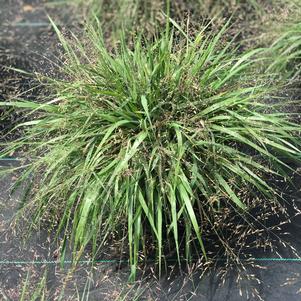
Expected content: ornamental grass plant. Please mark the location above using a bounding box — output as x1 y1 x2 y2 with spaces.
268 20 301 80
70 0 267 38
1 17 301 281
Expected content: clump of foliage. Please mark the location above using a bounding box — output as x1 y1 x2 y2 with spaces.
1 19 301 280
268 20 301 79
71 0 268 38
